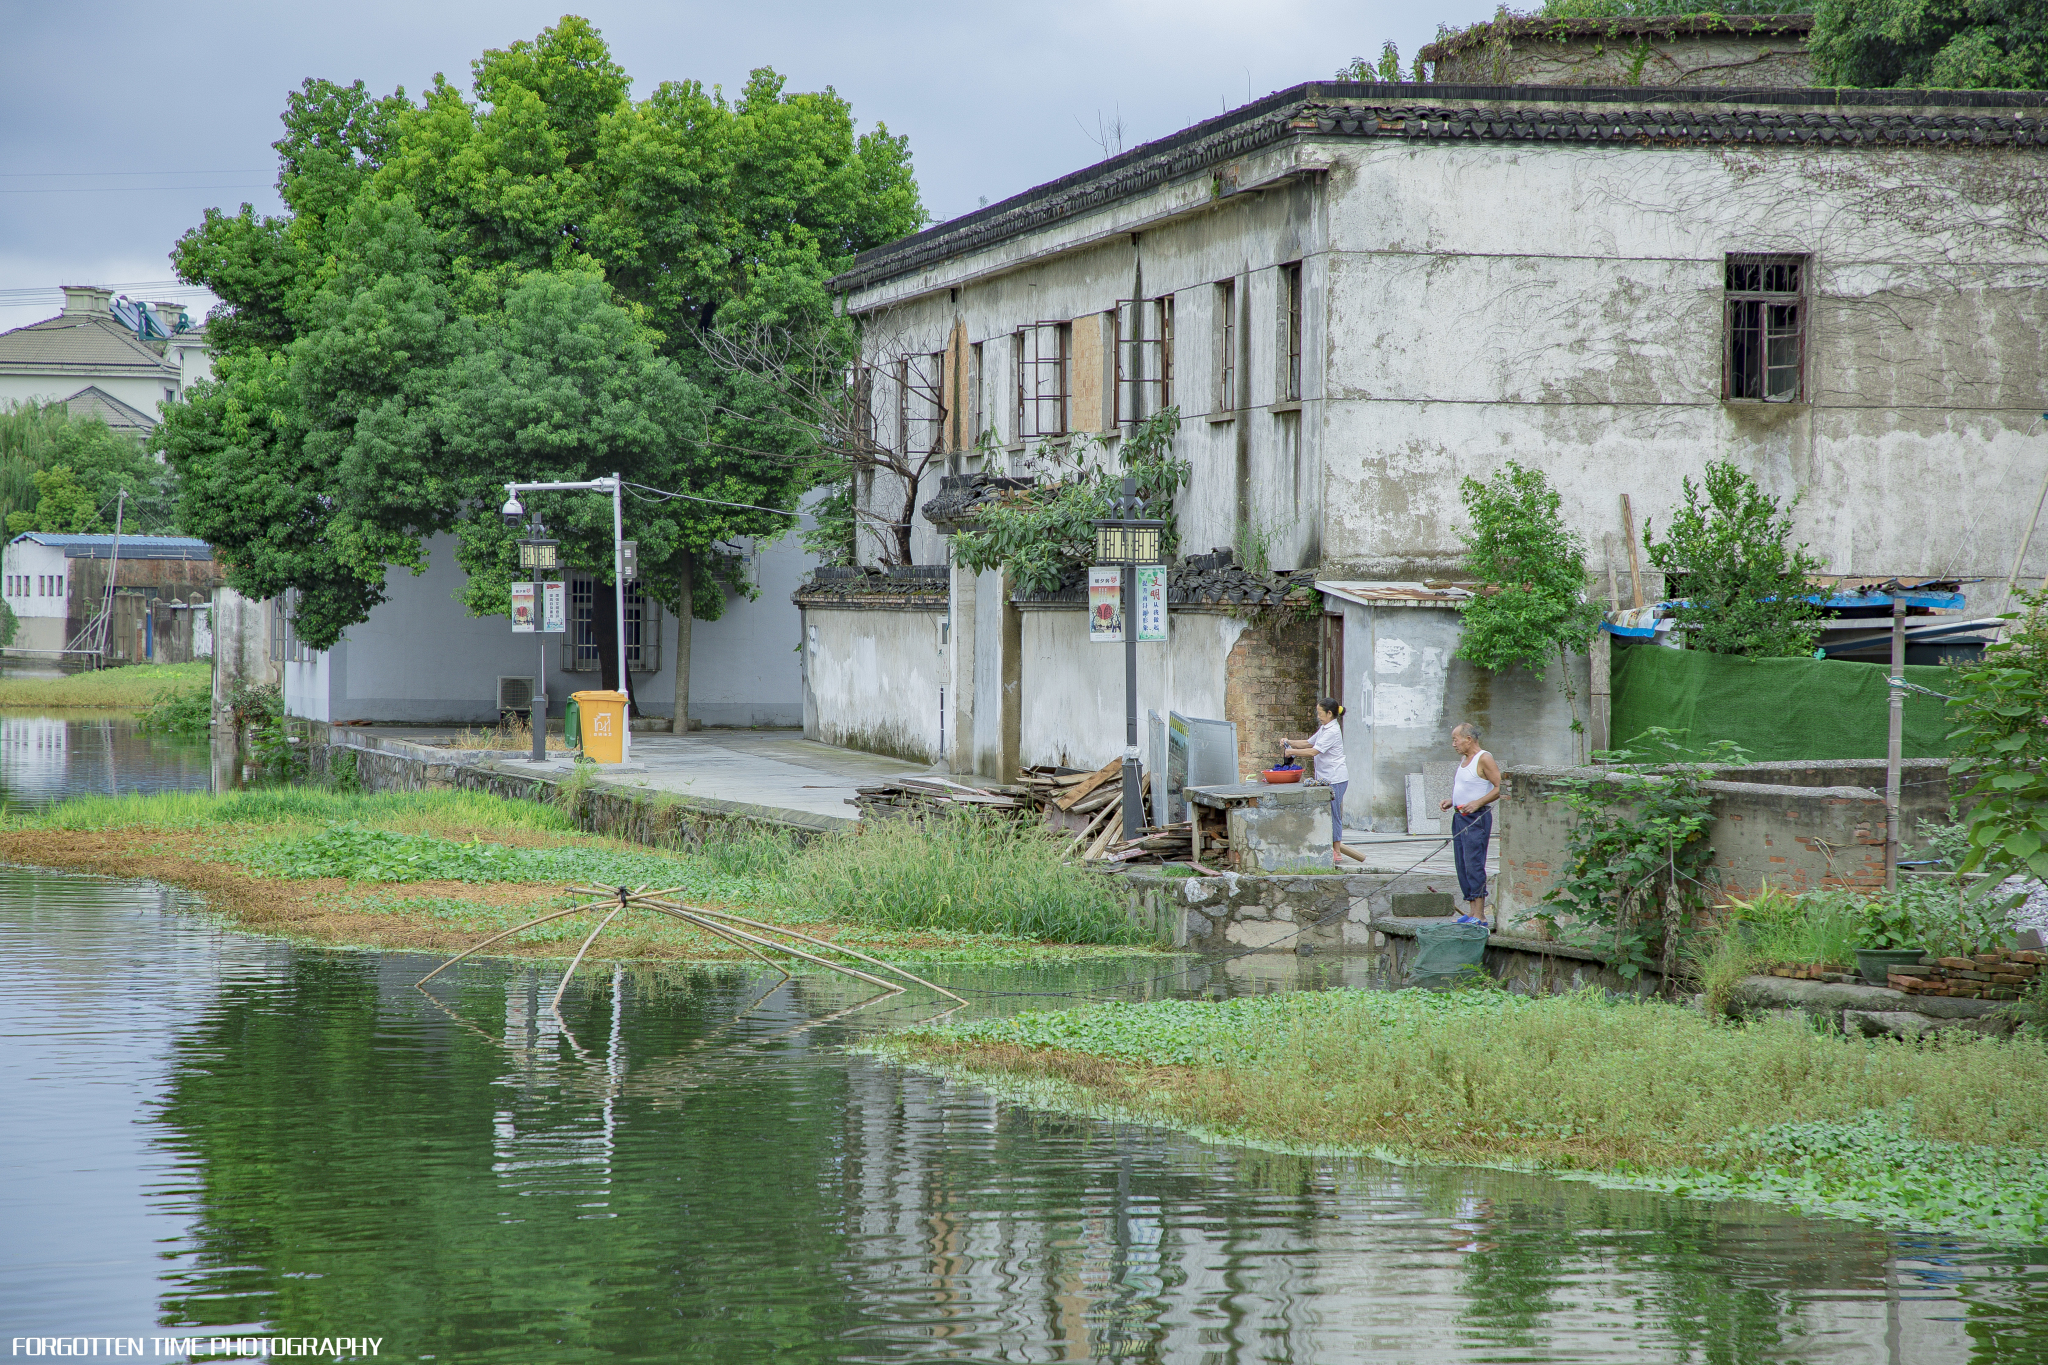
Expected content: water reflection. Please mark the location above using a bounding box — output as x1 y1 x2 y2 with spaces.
3 868 2043 1362
0 709 212 808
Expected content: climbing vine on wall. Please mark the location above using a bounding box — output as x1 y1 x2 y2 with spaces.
1546 729 1750 984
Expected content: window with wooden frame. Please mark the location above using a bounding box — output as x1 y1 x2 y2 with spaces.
1281 262 1303 402
1215 279 1238 413
1724 253 1807 402
1013 320 1070 439
564 577 662 673
919 350 947 456
1114 296 1176 427
967 341 985 447
848 364 876 448
893 357 911 453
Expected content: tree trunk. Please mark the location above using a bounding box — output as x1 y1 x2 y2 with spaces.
592 578 634 715
894 473 918 565
671 557 692 734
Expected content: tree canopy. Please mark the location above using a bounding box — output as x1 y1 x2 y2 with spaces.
160 16 924 671
1506 0 2045 88
1642 461 1826 658
0 401 175 537
1809 0 2047 89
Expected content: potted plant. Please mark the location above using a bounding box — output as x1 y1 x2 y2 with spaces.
1854 896 1927 986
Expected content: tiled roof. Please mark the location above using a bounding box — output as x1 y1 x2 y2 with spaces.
1420 13 1814 61
9 533 214 561
63 385 158 434
830 83 2048 295
0 312 177 375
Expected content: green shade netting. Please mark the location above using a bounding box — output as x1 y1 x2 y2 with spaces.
1609 638 1955 762
1410 921 1491 982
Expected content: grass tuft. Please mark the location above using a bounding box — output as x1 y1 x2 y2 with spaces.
0 790 1144 948
0 660 211 709
883 988 2048 1240
784 812 1143 943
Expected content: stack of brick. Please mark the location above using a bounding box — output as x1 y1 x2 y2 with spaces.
1765 962 1854 983
1888 949 2043 1000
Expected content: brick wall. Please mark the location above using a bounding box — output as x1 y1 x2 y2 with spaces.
1224 617 1322 778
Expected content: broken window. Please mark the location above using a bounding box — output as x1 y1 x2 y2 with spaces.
1281 262 1303 402
1215 279 1238 412
1725 253 1807 402
1013 321 1070 440
1114 296 1176 426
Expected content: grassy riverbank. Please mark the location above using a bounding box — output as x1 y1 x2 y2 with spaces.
878 989 2048 1242
1 788 1147 961
0 660 210 708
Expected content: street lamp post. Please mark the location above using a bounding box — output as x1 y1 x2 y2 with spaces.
502 473 631 764
514 517 561 763
1093 477 1166 842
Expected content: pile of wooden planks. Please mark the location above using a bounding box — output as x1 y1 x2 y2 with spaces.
849 775 1029 819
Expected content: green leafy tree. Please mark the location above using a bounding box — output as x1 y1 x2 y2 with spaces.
161 16 921 721
952 410 1192 596
1454 461 1601 755
1949 589 2048 880
1642 461 1826 658
0 401 175 534
7 466 103 535
1810 0 2048 89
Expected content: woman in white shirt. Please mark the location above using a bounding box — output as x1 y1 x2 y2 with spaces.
1437 722 1502 929
1282 698 1350 865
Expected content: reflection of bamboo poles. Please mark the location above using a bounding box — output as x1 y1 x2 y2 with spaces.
417 885 966 1022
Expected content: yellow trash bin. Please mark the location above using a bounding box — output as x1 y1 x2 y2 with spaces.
570 690 629 764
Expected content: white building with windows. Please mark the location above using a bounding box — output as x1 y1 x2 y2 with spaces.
821 80 2048 826
0 285 211 424
275 530 813 728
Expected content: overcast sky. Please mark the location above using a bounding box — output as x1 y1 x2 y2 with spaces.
0 0 1485 334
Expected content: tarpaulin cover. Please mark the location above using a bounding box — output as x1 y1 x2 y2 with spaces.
1610 640 1955 762
1409 921 1491 983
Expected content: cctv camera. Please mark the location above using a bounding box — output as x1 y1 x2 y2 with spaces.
501 493 525 527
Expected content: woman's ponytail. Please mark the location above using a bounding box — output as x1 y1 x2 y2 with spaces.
1319 696 1344 724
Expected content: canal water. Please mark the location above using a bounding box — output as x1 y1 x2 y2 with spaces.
2 717 2044 1362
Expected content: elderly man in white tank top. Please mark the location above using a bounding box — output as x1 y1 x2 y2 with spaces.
1437 723 1502 929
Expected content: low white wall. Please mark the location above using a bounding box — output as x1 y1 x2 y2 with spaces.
803 605 947 763
1017 607 1242 772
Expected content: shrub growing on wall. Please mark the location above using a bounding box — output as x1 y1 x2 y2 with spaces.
1642 461 1826 658
1454 461 1601 752
1950 589 2048 880
952 408 1190 596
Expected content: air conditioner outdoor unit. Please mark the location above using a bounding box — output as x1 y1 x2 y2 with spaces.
497 675 535 716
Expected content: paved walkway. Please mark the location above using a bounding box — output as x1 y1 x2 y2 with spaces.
590 730 930 827
348 722 1502 863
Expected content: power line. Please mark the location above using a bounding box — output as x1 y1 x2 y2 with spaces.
0 168 271 178
0 184 272 196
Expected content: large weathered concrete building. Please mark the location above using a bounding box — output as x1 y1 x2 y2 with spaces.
819 81 2048 829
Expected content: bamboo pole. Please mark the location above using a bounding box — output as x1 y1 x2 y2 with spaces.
632 901 905 997
415 897 619 986
549 904 627 1013
649 900 968 1005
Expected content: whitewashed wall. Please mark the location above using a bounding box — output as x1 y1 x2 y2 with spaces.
802 606 947 763
1016 607 1244 772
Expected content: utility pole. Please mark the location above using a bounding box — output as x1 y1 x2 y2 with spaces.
99 489 127 665
1884 590 1906 892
